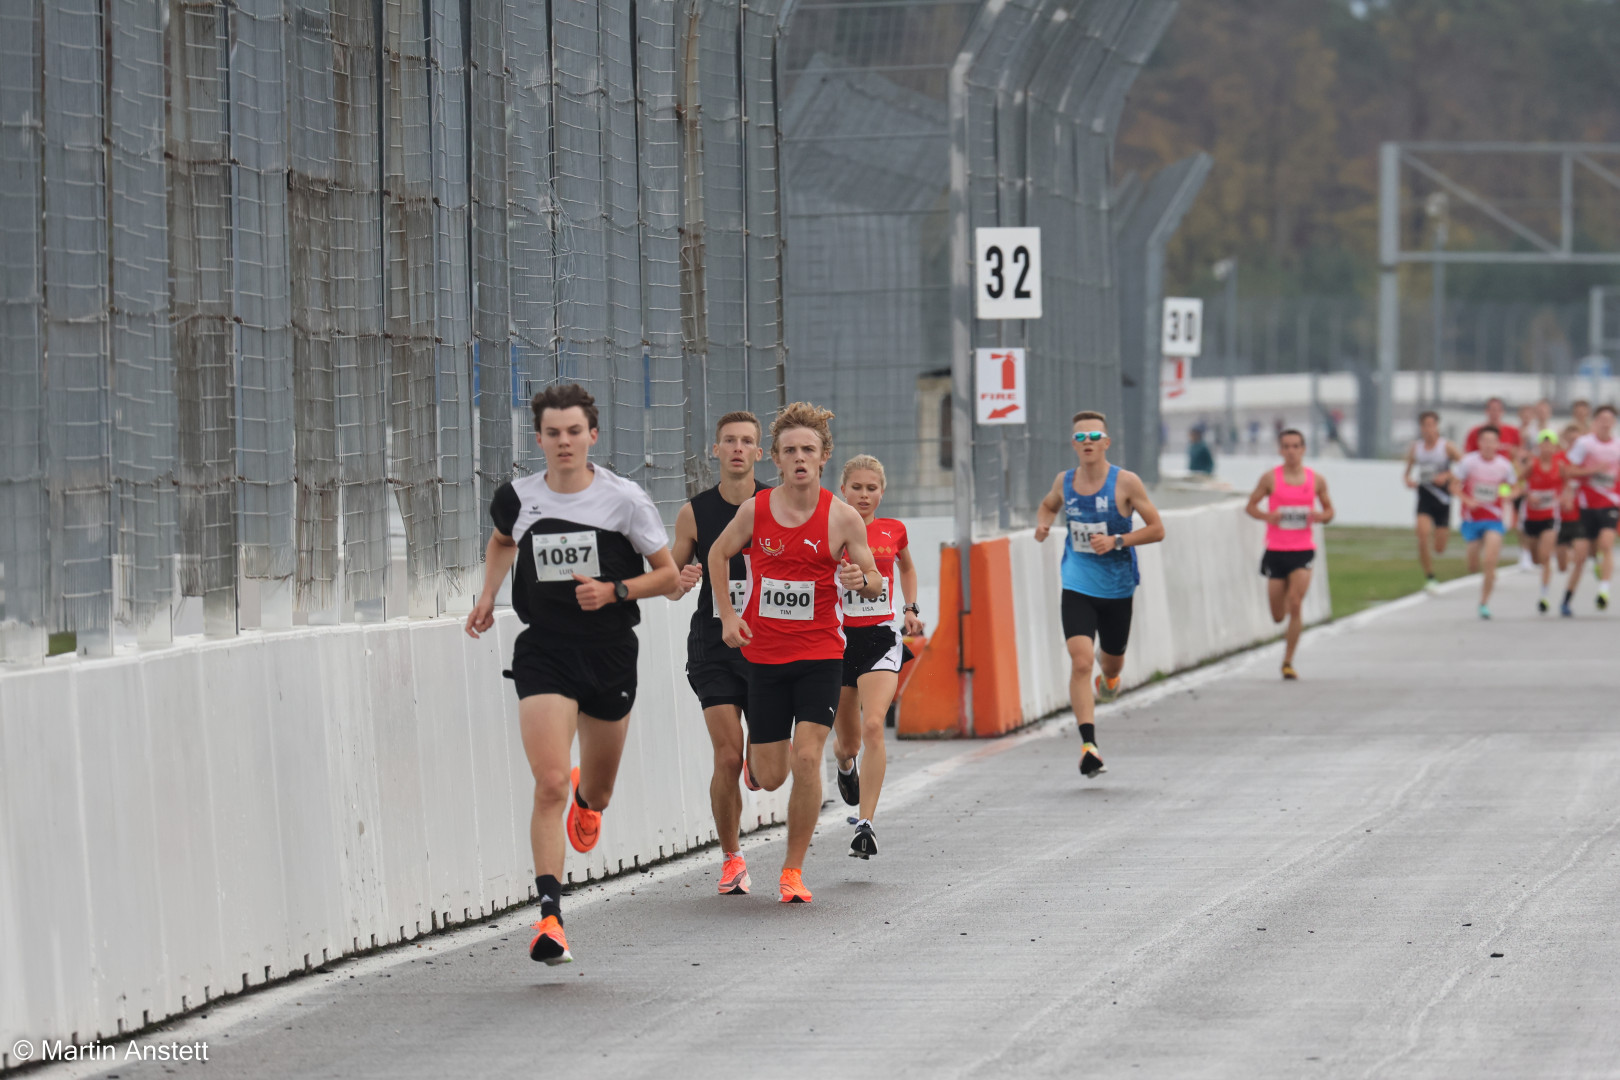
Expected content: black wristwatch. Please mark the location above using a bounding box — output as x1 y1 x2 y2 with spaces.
613 580 630 602
903 603 921 616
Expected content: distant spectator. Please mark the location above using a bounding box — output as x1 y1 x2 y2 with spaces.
1187 427 1215 475
1464 397 1523 456
1248 419 1261 447
1571 398 1592 434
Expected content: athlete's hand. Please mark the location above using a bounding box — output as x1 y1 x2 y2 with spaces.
464 595 495 638
903 612 925 638
837 557 867 591
1405 475 1418 489
573 574 616 611
721 613 753 648
1265 510 1282 526
1033 522 1051 542
1087 532 1115 555
675 562 703 597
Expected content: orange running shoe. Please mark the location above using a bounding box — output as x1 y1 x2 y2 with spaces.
718 852 751 895
1094 673 1121 704
778 868 812 904
566 766 602 853
529 915 572 965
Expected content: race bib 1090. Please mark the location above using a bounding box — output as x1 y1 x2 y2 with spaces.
532 531 599 582
758 577 815 621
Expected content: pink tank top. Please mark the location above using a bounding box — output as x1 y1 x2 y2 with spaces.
1265 466 1316 552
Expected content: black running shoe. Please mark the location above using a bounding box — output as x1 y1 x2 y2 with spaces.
836 756 860 806
1079 742 1106 778
849 820 878 859
1599 592 1610 612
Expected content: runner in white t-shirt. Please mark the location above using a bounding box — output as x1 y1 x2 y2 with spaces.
1561 404 1620 613
1451 426 1522 620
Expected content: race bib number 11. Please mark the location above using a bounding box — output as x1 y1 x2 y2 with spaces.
1070 520 1106 554
532 531 599 582
842 582 891 618
758 577 815 621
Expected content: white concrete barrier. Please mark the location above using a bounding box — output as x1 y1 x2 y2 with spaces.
1008 499 1332 719
0 594 791 1051
1161 454 1413 528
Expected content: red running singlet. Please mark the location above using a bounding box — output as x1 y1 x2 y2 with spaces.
741 487 845 664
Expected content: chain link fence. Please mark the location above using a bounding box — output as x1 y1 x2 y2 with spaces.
1 0 1187 657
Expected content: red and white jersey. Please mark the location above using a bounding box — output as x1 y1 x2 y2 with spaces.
841 517 909 629
1523 455 1565 523
1454 452 1517 522
1568 433 1620 510
741 487 845 664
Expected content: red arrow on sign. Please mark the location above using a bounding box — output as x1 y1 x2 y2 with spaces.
987 404 1021 420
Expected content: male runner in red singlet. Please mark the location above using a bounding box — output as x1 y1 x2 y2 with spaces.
668 412 767 895
1562 404 1620 613
708 403 883 904
1521 429 1566 613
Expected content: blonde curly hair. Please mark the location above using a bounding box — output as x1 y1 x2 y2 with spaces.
769 401 835 456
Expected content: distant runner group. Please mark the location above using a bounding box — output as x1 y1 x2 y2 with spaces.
464 382 1612 968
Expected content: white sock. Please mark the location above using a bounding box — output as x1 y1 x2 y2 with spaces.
855 818 871 829
1602 581 1611 597
1540 584 1549 598
838 759 855 774
724 850 739 860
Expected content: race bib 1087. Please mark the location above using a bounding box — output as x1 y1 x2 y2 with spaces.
758 577 815 621
532 531 599 581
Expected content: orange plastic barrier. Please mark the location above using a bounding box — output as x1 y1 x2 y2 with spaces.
896 538 1023 738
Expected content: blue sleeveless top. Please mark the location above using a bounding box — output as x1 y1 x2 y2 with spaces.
1059 465 1140 599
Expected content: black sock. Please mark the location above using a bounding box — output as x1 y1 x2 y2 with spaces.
574 786 590 810
1564 589 1574 605
1079 723 1096 745
536 875 562 922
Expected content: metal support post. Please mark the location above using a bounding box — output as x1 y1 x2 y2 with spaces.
948 49 975 738
1376 142 1401 458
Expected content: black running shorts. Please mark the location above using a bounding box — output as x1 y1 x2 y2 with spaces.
685 636 751 712
1416 487 1451 528
841 624 905 688
746 658 843 744
1582 506 1620 541
1558 518 1583 546
1523 518 1557 539
1260 548 1315 581
505 627 638 720
1060 590 1133 657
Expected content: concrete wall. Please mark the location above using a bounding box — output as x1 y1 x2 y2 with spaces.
1008 499 1332 720
1160 454 1412 528
0 595 792 1049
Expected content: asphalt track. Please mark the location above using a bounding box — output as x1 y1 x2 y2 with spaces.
61 570 1620 1080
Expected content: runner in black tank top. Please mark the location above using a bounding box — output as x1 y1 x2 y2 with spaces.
668 411 768 896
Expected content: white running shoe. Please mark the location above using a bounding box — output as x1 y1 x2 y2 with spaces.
1423 578 1440 596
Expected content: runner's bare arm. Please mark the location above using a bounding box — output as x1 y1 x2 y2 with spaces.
709 500 756 646
667 501 701 598
1245 471 1278 524
465 529 519 638
1034 471 1066 541
831 500 884 598
1313 474 1336 525
1113 471 1165 550
897 547 924 636
573 547 680 611
1403 444 1417 488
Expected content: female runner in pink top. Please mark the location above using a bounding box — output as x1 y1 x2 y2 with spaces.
1246 429 1335 680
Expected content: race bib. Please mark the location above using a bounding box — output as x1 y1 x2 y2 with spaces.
1471 483 1499 504
758 577 815 621
1594 471 1617 490
1529 489 1558 511
1069 520 1107 554
532 531 599 582
841 579 891 618
1417 465 1440 484
1278 506 1311 530
723 578 751 618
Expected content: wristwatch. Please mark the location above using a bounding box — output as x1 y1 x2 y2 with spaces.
903 603 921 616
1112 535 1125 552
613 580 630 602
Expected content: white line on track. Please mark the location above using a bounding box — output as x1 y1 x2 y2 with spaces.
28 575 1483 1078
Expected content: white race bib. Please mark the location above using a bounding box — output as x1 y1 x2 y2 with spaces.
1594 471 1617 490
1472 483 1500 504
758 577 815 621
1069 520 1107 554
1529 489 1558 511
532 531 599 582
841 579 891 618
1278 505 1311 530
1418 465 1443 485
720 577 751 619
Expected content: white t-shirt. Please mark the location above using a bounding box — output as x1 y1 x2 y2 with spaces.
1567 433 1620 509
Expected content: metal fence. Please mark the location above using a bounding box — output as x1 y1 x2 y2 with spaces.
1 0 1189 657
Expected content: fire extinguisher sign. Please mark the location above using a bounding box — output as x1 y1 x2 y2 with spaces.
974 348 1026 426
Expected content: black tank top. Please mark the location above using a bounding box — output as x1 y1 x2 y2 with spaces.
691 480 768 640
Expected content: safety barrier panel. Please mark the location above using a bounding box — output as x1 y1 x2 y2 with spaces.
900 499 1332 734
0 594 791 1051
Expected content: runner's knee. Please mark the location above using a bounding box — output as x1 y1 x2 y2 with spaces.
534 767 571 809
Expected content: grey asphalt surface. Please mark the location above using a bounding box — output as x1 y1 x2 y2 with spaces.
78 571 1620 1080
